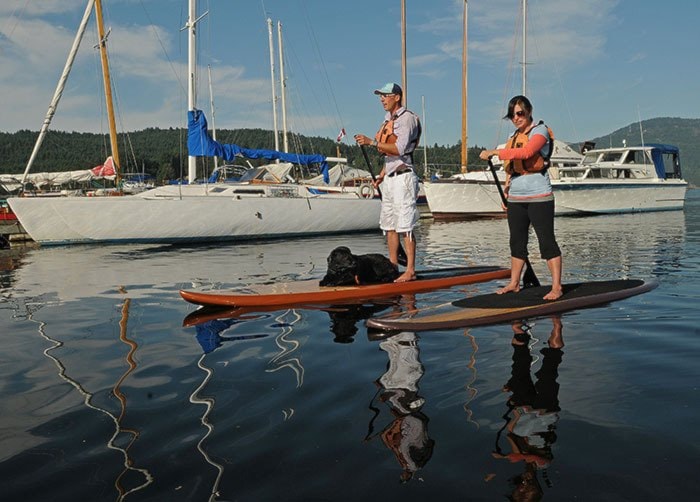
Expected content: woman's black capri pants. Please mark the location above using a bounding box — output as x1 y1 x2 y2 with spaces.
506 200 561 260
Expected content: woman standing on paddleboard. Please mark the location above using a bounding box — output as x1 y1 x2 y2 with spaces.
479 95 563 301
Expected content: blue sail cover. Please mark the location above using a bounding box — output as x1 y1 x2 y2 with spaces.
188 109 330 183
645 144 680 179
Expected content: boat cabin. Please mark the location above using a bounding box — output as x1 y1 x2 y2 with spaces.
557 144 683 181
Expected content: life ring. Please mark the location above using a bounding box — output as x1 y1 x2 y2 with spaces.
359 182 374 199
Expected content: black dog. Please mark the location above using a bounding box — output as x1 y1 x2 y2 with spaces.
319 246 399 286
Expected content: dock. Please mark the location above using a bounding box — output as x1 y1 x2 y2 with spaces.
0 210 34 248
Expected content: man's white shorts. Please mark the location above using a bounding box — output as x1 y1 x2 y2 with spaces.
379 171 419 234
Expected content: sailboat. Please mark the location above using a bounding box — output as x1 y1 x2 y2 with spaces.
423 0 583 219
8 0 380 246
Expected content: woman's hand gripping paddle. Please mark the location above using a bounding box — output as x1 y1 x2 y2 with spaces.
487 158 540 288
360 144 408 267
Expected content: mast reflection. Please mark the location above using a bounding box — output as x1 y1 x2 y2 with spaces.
30 294 153 500
188 313 269 501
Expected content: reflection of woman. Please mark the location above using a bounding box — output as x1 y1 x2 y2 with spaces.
479 95 562 300
370 331 435 482
493 319 564 499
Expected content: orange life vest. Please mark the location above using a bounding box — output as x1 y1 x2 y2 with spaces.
374 109 422 156
503 120 555 175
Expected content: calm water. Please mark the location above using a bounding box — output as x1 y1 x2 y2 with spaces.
1 191 699 501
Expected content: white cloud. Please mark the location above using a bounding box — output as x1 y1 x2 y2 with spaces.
470 0 618 69
0 0 85 17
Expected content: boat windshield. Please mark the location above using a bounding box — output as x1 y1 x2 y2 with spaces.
238 168 268 182
581 150 628 165
600 152 624 162
581 152 601 165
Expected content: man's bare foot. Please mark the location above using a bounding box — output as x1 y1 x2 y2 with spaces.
543 287 563 301
496 283 520 295
394 271 416 283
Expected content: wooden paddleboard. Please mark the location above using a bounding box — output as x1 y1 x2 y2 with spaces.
179 265 510 308
366 279 658 331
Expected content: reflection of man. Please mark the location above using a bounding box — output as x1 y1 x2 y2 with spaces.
369 331 435 482
493 318 564 500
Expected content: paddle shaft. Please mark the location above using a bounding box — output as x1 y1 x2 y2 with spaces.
487 159 509 207
360 144 382 197
487 158 540 288
360 144 408 267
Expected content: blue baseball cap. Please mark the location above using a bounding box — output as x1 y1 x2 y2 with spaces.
373 82 402 95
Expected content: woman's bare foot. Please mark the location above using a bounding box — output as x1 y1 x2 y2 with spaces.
394 271 416 283
543 287 563 301
497 283 520 295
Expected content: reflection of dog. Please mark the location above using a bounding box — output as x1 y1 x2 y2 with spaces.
320 246 399 286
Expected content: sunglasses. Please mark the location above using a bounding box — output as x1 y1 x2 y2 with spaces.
510 110 527 119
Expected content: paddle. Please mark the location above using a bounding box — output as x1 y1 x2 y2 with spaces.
360 144 408 267
487 158 540 288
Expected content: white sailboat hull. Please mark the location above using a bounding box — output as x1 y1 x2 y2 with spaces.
423 175 506 219
8 184 381 245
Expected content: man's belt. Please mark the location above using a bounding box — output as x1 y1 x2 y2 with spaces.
387 168 412 178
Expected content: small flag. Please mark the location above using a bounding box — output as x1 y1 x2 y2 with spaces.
336 128 346 142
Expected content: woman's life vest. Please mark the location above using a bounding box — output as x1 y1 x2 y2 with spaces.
375 109 422 160
503 120 555 175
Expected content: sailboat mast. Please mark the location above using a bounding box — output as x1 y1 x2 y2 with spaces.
267 18 280 152
207 65 218 170
21 0 96 187
187 0 198 183
94 0 121 183
521 0 527 96
421 95 428 177
277 21 289 153
461 0 468 173
401 0 407 106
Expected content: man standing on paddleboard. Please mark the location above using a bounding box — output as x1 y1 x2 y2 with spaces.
354 82 422 283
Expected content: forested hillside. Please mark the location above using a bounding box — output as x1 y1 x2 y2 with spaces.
0 127 488 182
1 117 697 185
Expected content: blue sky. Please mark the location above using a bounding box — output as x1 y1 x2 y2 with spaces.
1 0 697 153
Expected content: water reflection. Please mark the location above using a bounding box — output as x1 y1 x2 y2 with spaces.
188 314 271 501
111 297 154 499
493 317 564 500
28 296 153 500
421 208 686 280
325 302 394 343
366 331 435 483
267 310 305 387
184 300 396 346
194 319 268 354
462 330 481 429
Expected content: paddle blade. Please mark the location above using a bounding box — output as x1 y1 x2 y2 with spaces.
522 261 540 288
397 245 408 267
